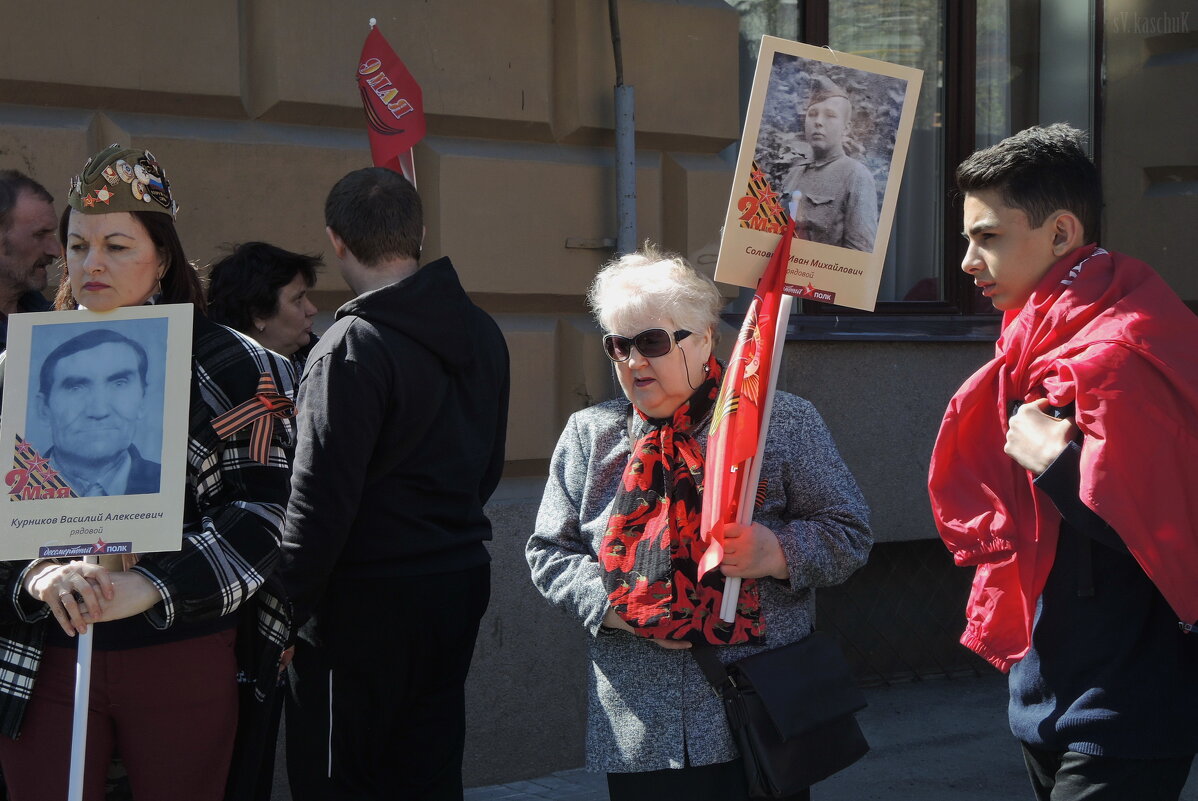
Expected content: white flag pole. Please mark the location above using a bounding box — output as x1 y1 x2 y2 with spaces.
67 554 98 801
719 291 794 622
399 149 418 189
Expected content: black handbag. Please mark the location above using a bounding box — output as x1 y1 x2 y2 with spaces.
691 630 870 798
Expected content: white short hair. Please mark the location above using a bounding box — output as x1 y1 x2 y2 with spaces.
587 244 724 339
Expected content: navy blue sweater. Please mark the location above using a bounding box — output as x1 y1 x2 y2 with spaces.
1008 441 1198 757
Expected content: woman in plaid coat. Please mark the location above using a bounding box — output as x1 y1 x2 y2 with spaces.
0 145 295 801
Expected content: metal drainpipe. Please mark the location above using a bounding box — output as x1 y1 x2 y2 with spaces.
610 0 636 257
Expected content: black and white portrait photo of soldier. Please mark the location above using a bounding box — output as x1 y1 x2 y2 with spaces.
753 54 909 256
33 327 162 497
781 76 879 252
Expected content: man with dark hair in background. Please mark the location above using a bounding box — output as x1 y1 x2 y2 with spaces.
929 124 1198 801
279 167 510 801
37 328 161 496
0 170 59 351
781 76 878 252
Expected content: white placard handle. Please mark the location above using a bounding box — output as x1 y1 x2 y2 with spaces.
67 554 97 801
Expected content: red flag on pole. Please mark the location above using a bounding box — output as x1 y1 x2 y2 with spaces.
357 22 425 186
698 219 796 605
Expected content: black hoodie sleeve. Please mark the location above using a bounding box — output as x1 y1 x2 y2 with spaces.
279 340 392 630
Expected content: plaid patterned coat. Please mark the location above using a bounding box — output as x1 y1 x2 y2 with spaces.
0 315 296 738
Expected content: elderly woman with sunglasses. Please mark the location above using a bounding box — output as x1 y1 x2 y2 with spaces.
526 247 872 801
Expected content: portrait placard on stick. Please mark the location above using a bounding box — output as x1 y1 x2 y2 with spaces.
0 304 193 560
715 36 923 311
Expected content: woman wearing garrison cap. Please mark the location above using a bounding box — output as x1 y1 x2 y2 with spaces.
0 144 297 801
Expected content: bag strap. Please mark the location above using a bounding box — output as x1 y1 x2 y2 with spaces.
690 645 733 693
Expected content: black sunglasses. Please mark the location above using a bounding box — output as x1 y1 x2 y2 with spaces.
602 328 692 362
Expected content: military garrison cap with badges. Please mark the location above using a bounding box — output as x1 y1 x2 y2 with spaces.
67 144 176 217
806 75 849 108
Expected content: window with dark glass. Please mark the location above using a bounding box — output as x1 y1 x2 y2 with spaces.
727 0 1098 332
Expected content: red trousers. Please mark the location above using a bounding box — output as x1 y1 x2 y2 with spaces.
0 629 238 801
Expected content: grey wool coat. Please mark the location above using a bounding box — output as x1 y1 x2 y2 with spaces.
526 392 872 773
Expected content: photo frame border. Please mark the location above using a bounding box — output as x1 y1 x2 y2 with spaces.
714 35 924 311
0 304 193 560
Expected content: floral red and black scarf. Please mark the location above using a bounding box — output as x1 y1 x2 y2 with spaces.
599 358 765 645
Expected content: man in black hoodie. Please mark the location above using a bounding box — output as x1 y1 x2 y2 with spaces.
279 168 509 801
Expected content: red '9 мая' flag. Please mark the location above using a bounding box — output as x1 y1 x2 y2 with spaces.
357 25 425 184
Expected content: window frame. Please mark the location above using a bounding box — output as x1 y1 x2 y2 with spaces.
783 0 1103 335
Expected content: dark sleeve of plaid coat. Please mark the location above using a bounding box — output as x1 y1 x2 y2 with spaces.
127 318 297 628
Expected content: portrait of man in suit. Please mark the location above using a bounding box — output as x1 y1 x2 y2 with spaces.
36 328 161 497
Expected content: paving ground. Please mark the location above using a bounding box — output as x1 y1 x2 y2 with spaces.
462 672 1198 801
271 672 1197 800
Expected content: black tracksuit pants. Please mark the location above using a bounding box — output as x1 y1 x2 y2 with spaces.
285 565 490 801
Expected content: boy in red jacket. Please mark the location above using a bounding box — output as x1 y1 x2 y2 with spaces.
929 124 1198 801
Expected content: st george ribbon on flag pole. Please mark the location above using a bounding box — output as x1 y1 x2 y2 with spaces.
357 18 426 187
699 217 797 622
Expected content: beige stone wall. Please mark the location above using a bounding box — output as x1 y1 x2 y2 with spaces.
0 0 740 476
